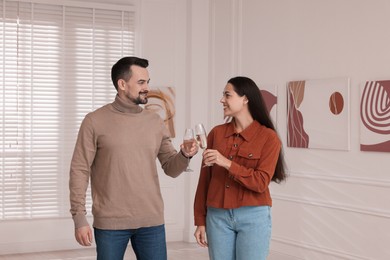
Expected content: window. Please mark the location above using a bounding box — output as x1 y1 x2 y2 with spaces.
0 0 136 219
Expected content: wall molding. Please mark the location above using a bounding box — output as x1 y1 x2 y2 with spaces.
230 0 242 75
272 236 371 260
288 171 390 188
273 193 390 218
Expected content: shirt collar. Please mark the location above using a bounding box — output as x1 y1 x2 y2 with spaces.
111 94 143 114
225 120 263 142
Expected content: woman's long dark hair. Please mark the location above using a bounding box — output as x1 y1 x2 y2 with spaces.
228 76 287 183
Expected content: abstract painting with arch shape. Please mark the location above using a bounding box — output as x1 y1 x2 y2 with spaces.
287 78 350 150
360 80 390 152
260 85 277 124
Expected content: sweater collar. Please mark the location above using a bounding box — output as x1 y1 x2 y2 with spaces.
111 94 143 114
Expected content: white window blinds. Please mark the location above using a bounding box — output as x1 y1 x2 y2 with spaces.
0 0 136 219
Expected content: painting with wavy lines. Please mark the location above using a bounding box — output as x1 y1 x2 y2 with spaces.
360 80 390 152
145 87 176 138
287 78 350 150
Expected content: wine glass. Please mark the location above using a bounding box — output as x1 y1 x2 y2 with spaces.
194 123 210 166
183 128 195 172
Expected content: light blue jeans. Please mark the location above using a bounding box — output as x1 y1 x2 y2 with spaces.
206 206 272 260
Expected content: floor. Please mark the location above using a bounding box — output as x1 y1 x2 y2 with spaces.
0 242 209 260
0 242 288 260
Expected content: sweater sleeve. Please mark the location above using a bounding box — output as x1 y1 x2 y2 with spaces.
157 118 188 177
69 115 96 229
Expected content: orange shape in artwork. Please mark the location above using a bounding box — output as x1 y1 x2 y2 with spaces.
329 92 344 115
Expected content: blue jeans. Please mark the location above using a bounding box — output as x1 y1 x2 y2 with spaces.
206 206 272 260
94 224 167 260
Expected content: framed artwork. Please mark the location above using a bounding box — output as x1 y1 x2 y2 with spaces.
360 80 390 152
287 77 350 150
260 85 277 124
145 87 176 137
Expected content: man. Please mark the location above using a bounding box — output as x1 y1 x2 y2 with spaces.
69 56 198 260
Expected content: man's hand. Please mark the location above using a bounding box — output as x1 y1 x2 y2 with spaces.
75 225 93 246
180 139 199 158
194 226 208 247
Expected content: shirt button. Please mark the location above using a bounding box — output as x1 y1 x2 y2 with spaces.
229 155 233 160
225 184 230 188
233 144 238 148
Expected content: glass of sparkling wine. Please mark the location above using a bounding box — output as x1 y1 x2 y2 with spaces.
183 128 195 172
194 123 209 166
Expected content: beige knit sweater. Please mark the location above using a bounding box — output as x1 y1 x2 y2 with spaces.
69 95 188 229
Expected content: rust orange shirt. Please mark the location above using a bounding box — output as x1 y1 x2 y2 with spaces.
194 120 281 226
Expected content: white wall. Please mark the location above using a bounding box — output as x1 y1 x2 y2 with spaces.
2 0 390 258
208 0 390 259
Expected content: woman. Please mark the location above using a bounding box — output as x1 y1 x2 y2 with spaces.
194 76 286 260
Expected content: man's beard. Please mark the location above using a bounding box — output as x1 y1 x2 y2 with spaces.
134 92 148 105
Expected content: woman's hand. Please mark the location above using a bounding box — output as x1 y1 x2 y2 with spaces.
194 226 208 247
202 149 232 170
